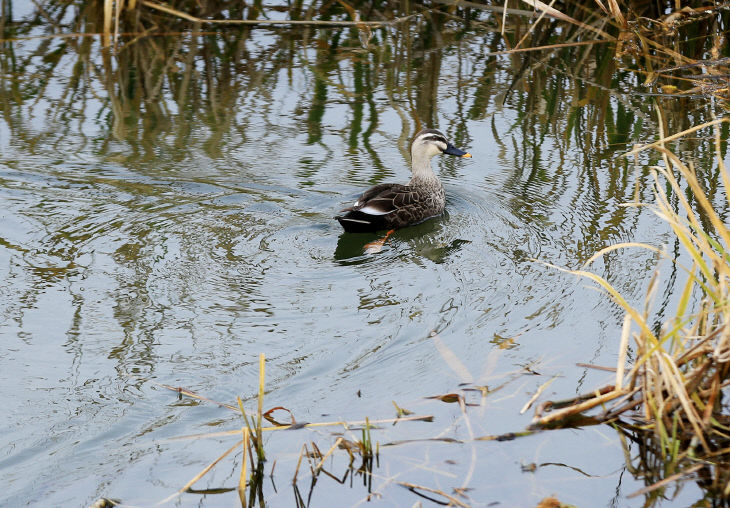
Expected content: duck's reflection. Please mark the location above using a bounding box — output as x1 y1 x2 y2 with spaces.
333 212 469 263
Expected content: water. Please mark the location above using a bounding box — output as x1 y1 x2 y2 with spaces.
1 5 727 507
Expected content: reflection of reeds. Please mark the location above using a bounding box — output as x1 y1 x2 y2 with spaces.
533 116 730 500
5 0 726 165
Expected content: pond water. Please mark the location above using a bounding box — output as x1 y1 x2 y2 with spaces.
1 3 728 507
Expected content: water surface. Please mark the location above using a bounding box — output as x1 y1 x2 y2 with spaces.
1 3 727 506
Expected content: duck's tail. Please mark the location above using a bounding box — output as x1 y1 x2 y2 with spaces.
335 211 389 233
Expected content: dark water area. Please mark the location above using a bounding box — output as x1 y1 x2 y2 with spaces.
2 2 729 506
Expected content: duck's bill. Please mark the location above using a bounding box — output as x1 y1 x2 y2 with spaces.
444 144 472 158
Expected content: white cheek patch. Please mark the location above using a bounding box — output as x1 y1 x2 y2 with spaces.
359 205 390 215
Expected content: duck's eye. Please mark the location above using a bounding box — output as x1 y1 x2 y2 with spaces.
421 135 447 144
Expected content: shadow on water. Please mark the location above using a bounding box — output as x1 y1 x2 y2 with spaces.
1 0 730 507
333 232 381 262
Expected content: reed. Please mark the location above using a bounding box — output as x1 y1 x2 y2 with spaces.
234 353 267 505
533 114 730 498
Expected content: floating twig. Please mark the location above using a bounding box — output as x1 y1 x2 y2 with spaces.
520 375 558 414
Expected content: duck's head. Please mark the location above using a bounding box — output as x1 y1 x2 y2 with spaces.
410 129 472 161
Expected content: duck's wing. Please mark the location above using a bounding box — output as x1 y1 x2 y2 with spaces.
343 184 418 213
337 184 420 233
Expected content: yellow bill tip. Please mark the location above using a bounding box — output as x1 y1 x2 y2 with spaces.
462 153 472 158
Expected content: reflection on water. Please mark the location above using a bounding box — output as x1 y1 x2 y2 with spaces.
333 215 461 262
1 1 728 506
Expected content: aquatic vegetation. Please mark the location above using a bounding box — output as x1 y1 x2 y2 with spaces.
534 116 730 500
144 353 479 506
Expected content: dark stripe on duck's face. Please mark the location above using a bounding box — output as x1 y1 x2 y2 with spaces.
421 135 448 144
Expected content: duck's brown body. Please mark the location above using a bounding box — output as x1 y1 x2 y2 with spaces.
336 129 470 233
336 179 445 233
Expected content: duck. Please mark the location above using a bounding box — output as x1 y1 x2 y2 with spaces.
336 129 472 233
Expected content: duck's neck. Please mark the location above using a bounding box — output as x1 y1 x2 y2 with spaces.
409 153 439 186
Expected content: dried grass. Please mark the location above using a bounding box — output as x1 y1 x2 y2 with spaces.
533 115 730 496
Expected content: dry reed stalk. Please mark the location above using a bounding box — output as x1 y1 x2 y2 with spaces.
593 0 625 28
292 444 306 484
520 0 613 40
237 396 250 502
433 0 562 18
314 437 343 471
534 387 631 426
501 0 509 36
164 413 435 442
511 0 558 51
257 353 265 460
483 39 613 57
615 314 631 390
537 260 659 343
520 375 557 414
238 426 249 506
627 463 704 498
575 363 616 372
113 0 124 50
103 0 113 47
156 440 243 505
159 383 238 410
397 481 470 507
